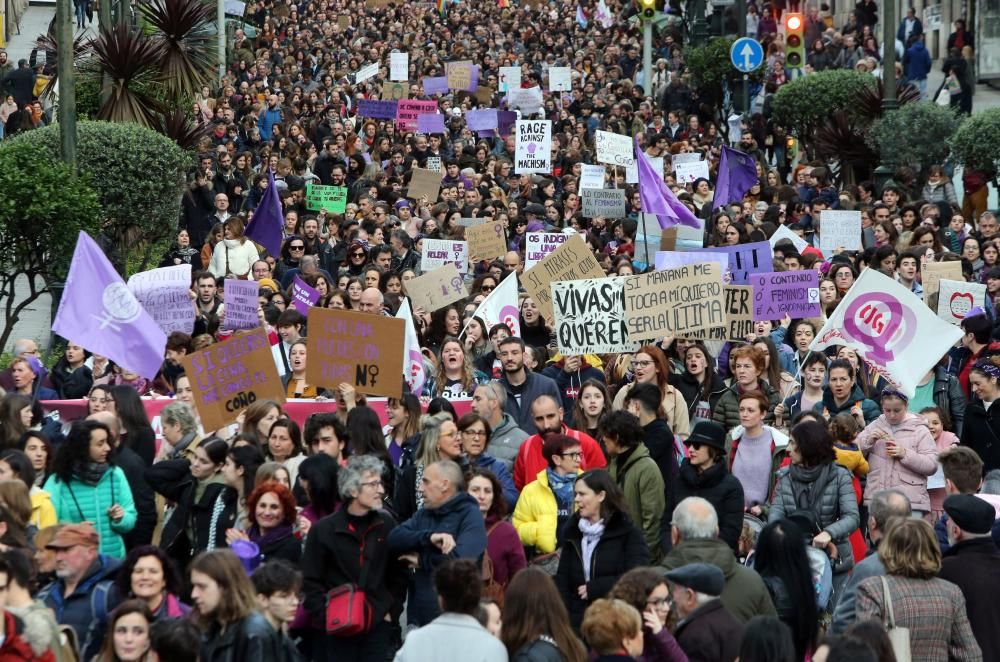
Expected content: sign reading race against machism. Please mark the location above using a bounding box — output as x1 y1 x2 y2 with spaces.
623 262 725 340
552 276 638 354
306 308 404 398
515 120 552 174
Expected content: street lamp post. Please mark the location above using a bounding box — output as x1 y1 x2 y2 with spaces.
873 0 898 191
57 0 76 169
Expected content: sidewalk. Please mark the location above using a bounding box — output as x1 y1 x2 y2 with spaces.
3 5 54 64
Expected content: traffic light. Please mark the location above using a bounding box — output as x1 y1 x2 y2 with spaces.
785 13 805 71
637 0 656 22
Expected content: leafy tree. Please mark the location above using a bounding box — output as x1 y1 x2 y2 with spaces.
684 37 765 139
949 108 1000 176
0 140 102 352
771 70 875 140
8 121 190 275
867 102 963 174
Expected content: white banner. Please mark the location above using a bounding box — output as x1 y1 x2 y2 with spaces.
420 239 469 274
355 62 379 83
127 264 194 336
390 52 408 81
515 120 552 174
937 279 987 324
820 210 863 253
499 66 521 92
548 66 572 91
524 232 569 270
595 130 634 167
396 299 426 395
579 164 607 190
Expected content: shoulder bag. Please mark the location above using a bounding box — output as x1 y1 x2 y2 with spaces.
880 576 912 662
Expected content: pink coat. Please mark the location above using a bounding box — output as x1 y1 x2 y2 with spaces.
858 413 938 511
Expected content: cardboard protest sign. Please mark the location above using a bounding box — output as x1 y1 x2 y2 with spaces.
579 164 606 190
390 52 408 81
221 279 259 330
127 265 194 336
623 262 725 340
465 221 508 262
523 234 605 320
407 168 441 202
820 210 863 253
770 224 809 253
507 86 543 114
421 239 468 274
524 232 569 270
674 160 710 184
937 279 987 324
305 184 347 213
474 86 494 105
306 308 404 397
446 61 476 90
396 99 438 130
355 62 379 83
750 271 820 321
580 189 626 218
679 285 754 342
595 130 634 167
921 261 964 305
515 120 551 173
552 276 638 354
548 66 571 91
382 81 408 100
289 276 320 314
181 328 284 432
693 241 770 285
403 264 468 313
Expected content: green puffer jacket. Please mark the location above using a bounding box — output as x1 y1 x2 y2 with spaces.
712 381 781 431
44 467 136 558
608 444 665 563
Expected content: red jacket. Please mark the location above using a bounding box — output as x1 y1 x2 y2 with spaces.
513 425 606 490
0 610 55 662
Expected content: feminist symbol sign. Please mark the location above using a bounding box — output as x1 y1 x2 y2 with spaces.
842 292 917 366
95 283 143 331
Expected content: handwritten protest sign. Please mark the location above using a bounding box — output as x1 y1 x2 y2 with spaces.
523 234 605 319
515 120 551 173
474 86 494 105
466 221 508 262
446 61 476 90
770 224 809 253
390 52 408 81
750 271 820 321
290 276 320 314
422 77 449 95
508 86 543 114
397 99 438 130
623 262 725 340
579 164 606 190
674 160 710 184
306 184 347 213
127 265 194 336
693 241 769 284
355 62 378 83
524 232 569 270
580 189 626 218
679 285 754 342
306 308 404 397
181 328 284 432
553 277 638 354
921 261 964 306
221 279 259 330
595 130 634 167
499 66 521 92
937 279 987 324
421 239 468 274
425 157 442 172
382 81 408 100
357 99 398 120
671 152 702 171
407 167 441 202
820 210 862 253
403 264 468 313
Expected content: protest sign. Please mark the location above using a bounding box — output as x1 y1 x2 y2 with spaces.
811 267 963 397
693 241 769 284
357 99 398 120
221 279 259 330
127 265 194 336
407 167 441 202
523 234 605 320
595 130 634 167
750 271 820 321
623 262 725 340
224 0 245 15
403 264 468 313
507 86 543 114
553 277 638 354
306 308 404 398
769 224 809 253
673 159 710 184
390 52 408 81
499 66 521 92
382 81 408 100
524 232 569 270
335 15 349 28
655 250 728 277
425 156 442 172
466 221 508 262
446 61 476 90
674 215 705 250
422 76 449 95
289 276 320 314
466 109 498 131
679 285 754 342
937 279 987 324
820 210 863 253
580 188 626 218
579 164 606 190
182 328 284 432
515 120 551 173
355 62 379 83
456 218 485 228
305 184 347 213
474 86 494 105
416 113 445 134
921 261 964 305
396 99 438 130
421 239 469 274
548 66 571 91
671 152 701 170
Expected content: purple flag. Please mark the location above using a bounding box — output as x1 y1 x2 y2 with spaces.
52 232 167 379
634 138 700 229
245 169 283 258
713 146 759 209
290 276 320 314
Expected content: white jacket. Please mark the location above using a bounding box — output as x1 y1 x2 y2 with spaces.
209 239 260 278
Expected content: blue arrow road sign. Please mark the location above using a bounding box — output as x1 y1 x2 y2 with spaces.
730 38 764 73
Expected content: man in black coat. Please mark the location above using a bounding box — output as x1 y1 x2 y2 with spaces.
1 59 35 107
667 562 744 662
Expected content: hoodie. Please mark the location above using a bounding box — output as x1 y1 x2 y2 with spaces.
487 413 530 470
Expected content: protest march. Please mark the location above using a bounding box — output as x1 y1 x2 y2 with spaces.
1 0 1000 659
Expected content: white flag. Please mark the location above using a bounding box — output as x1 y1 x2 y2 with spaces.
396 299 426 396
471 271 521 338
810 268 962 397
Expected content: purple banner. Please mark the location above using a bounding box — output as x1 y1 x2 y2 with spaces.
290 276 320 314
422 76 449 95
417 113 446 134
357 99 398 120
466 108 498 131
222 279 260 330
497 111 517 137
751 270 821 321
692 241 771 285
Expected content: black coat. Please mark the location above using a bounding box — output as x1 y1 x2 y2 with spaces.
256 529 302 564
555 510 649 629
672 371 727 421
49 361 92 400
113 446 157 549
939 537 1000 662
200 611 285 662
665 461 745 553
674 599 744 662
960 399 1000 472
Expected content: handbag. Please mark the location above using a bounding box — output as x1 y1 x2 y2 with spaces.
325 542 373 636
935 87 951 106
529 548 562 576
880 576 912 662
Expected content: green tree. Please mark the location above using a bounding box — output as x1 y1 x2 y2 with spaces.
8 121 190 275
771 70 875 140
684 37 765 139
867 102 963 174
0 140 102 352
949 107 1000 176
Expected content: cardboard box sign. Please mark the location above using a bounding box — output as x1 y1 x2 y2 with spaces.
403 264 468 313
679 285 755 342
522 234 605 320
623 262 726 340
305 308 405 398
181 328 285 433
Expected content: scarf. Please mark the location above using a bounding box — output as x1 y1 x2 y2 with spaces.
250 522 295 551
578 518 606 582
546 468 576 514
73 461 110 486
789 462 834 514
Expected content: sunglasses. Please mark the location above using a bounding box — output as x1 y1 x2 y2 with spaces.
351 252 365 258
481 285 495 292
289 244 305 250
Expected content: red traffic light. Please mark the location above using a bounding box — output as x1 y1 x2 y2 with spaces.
786 15 802 30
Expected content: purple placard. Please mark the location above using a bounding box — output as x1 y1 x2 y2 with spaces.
422 76 449 95
357 99 398 120
497 111 517 137
290 276 320 314
692 241 771 285
397 99 439 131
751 270 820 321
222 279 260 330
417 113 446 134
466 109 498 131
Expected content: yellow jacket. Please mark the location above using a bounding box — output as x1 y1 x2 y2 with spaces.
30 488 57 530
834 444 869 478
512 469 576 554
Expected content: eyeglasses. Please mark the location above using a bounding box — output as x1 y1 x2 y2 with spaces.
556 451 583 460
686 442 704 450
461 429 487 438
360 479 383 489
289 244 305 250
631 360 654 369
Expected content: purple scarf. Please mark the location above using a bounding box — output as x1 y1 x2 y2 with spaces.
249 522 295 551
